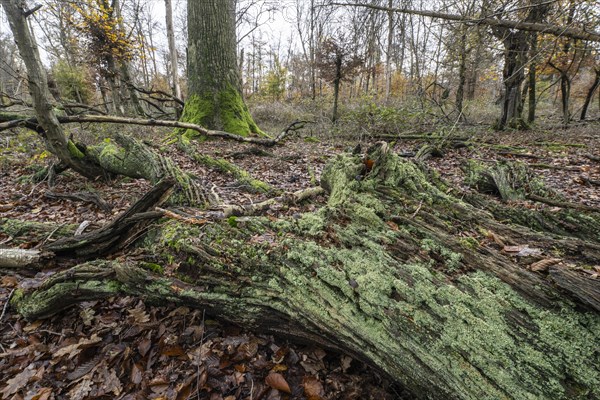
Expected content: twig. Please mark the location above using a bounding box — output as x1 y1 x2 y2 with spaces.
411 200 424 219
0 289 15 322
155 207 208 225
37 223 67 248
580 176 600 186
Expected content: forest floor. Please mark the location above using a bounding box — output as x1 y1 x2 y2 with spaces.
1 122 599 400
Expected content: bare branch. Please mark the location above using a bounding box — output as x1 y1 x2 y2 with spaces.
327 2 600 42
0 113 311 147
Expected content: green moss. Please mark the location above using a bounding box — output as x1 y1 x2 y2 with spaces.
227 216 238 228
421 238 463 271
0 218 76 243
67 140 85 159
178 88 266 137
459 236 480 249
141 262 165 274
14 280 122 320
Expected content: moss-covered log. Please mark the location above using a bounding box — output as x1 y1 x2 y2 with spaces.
9 144 600 399
86 134 217 206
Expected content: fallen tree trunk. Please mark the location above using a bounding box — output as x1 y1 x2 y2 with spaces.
6 144 600 399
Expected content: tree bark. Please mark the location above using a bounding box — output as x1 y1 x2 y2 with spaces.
8 145 600 400
164 0 182 107
332 55 342 123
580 68 600 121
495 29 528 129
182 0 262 136
527 33 538 124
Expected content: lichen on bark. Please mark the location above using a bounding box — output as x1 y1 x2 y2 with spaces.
8 145 600 399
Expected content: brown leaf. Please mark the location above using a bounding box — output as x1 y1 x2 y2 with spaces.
1 275 18 287
128 307 150 324
52 334 101 360
303 376 325 399
386 221 399 231
100 368 122 396
161 345 186 357
1 367 37 398
486 231 505 247
131 362 144 385
238 340 259 360
23 320 42 333
265 372 291 394
529 258 562 272
271 364 288 373
503 245 526 253
138 338 152 357
30 387 52 400
68 378 93 400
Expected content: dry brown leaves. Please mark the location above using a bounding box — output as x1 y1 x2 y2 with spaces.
0 296 397 399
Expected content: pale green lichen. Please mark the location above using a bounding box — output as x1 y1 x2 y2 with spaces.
133 149 600 399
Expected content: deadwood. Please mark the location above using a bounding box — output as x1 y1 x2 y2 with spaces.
0 113 310 147
7 145 600 399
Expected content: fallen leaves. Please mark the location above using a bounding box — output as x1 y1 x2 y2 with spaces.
1 367 37 398
0 296 394 399
265 372 292 393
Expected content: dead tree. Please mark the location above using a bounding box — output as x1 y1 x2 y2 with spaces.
4 144 600 399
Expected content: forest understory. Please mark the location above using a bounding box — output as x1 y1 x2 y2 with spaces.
1 121 600 400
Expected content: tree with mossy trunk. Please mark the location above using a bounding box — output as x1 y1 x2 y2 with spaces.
181 0 262 137
4 143 600 399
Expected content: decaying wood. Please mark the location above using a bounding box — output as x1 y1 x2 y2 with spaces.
6 147 600 399
42 179 173 257
45 190 113 213
527 193 600 213
222 186 324 217
549 266 600 311
0 248 46 269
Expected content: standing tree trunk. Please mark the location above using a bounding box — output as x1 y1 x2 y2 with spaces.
527 33 538 124
384 0 394 102
164 0 182 104
580 67 600 120
0 0 104 179
332 55 342 123
113 0 145 117
455 29 468 119
550 63 572 126
181 0 262 137
494 29 529 129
